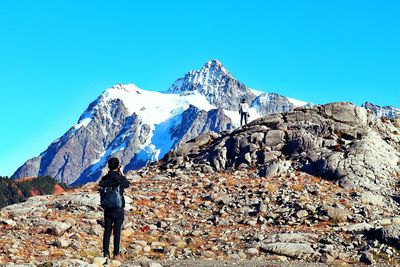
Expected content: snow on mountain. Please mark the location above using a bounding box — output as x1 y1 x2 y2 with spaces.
102 83 214 125
287 97 310 108
168 59 256 111
362 102 400 119
12 59 311 185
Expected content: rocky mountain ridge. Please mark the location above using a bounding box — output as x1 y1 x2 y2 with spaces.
164 102 400 193
12 60 307 185
362 101 400 119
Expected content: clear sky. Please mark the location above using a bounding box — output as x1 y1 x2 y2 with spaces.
0 0 399 177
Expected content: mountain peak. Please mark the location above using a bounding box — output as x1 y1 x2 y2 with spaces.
203 58 224 69
168 59 254 110
200 59 232 78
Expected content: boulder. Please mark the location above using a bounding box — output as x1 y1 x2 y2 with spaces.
260 242 317 260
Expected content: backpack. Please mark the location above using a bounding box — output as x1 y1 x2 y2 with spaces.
99 185 123 209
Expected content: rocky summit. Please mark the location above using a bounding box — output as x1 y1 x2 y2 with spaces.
164 102 400 193
1 102 400 266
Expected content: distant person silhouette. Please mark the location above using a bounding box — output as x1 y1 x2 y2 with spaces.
99 157 129 260
239 98 250 126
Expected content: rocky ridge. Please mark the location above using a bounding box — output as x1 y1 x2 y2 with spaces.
164 102 400 193
363 101 400 119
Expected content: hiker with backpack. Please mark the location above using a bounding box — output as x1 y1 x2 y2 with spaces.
239 98 250 126
99 157 130 260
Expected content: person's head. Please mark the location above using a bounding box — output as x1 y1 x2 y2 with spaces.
108 157 120 171
241 98 246 103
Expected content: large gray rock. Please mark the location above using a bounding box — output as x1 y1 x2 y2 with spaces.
260 242 317 260
165 102 400 193
262 233 317 244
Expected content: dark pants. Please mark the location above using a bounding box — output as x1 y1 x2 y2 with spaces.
103 213 124 257
240 112 248 126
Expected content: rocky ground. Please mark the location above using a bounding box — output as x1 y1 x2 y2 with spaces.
1 102 400 266
1 166 400 266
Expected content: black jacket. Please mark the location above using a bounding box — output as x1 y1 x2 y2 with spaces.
99 170 130 216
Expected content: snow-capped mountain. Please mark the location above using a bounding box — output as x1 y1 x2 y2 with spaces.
12 60 309 185
362 102 400 119
168 59 256 111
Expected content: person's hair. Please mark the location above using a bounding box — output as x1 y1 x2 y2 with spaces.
108 157 120 170
241 98 246 103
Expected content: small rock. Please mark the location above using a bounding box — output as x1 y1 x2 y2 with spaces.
174 241 187 249
324 206 348 223
296 210 309 218
142 262 163 267
360 252 374 265
202 250 216 259
49 222 71 236
0 219 16 227
191 230 202 237
246 248 259 256
321 253 335 263
134 240 148 247
93 257 107 266
109 260 121 267
55 238 70 248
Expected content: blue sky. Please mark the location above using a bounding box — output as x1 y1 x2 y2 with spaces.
0 0 399 176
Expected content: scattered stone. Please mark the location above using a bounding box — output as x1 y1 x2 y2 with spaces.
361 192 386 206
324 206 348 223
360 252 374 265
93 257 107 266
202 251 216 259
49 222 71 236
246 248 259 256
109 260 121 267
260 242 317 260
321 253 335 263
55 238 70 248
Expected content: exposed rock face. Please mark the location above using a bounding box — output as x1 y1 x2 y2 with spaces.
168 59 256 111
164 102 400 193
362 101 400 119
13 60 307 185
13 98 151 185
251 93 294 116
170 105 233 146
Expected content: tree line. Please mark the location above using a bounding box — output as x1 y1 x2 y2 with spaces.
0 176 67 209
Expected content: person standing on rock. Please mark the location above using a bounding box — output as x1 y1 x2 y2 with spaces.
99 157 130 260
239 98 250 126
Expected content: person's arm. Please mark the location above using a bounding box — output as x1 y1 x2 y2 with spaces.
119 175 130 188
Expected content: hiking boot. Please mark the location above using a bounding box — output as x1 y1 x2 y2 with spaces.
113 254 124 262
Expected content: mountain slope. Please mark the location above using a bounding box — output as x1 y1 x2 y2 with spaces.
362 101 400 119
12 60 309 185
